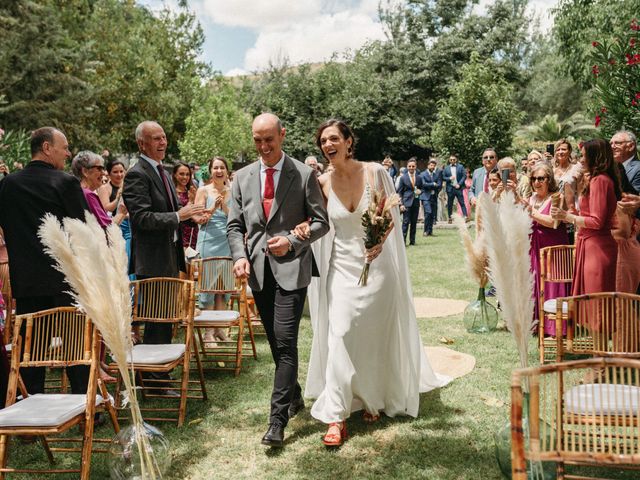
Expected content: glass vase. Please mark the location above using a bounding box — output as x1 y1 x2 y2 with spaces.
463 287 499 333
494 394 555 480
109 422 170 480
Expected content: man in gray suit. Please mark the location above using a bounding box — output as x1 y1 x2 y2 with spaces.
611 130 640 193
227 113 330 447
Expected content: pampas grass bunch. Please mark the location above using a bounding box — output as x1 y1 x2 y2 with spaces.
453 210 488 289
39 212 162 479
478 192 535 375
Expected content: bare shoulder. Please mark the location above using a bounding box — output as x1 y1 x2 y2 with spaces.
318 172 330 187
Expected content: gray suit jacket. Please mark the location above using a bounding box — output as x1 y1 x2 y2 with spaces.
227 154 330 292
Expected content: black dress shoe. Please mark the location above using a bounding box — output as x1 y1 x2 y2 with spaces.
261 423 284 447
288 397 305 418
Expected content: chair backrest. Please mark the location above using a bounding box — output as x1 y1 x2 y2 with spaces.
132 277 194 325
191 257 243 295
13 307 95 367
511 357 640 480
557 293 640 361
539 245 575 285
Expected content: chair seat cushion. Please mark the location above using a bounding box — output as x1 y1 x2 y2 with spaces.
543 299 569 314
195 310 240 323
126 344 185 364
4 336 62 353
565 383 640 416
0 394 100 427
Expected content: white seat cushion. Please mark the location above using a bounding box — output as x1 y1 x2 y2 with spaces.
565 383 640 416
543 299 569 314
126 344 185 364
195 310 239 323
4 337 62 353
0 394 101 427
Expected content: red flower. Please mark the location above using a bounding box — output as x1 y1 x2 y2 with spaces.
601 107 607 113
632 19 640 31
636 92 640 99
592 41 600 47
595 115 602 127
609 58 616 65
633 99 638 106
627 54 635 65
592 64 600 75
631 38 637 47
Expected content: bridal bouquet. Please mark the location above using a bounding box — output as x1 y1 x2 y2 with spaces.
358 188 400 286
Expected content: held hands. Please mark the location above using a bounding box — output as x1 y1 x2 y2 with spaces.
178 203 204 221
267 236 291 257
291 221 311 240
618 193 640 215
233 258 251 279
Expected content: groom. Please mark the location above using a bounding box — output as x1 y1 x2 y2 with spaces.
227 113 329 447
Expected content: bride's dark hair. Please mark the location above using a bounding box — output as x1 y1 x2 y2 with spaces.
315 119 357 160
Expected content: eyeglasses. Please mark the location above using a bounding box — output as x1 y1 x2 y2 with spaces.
531 176 548 182
610 140 632 147
90 165 105 171
482 156 496 160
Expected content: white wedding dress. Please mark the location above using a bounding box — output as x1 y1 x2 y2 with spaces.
306 164 451 423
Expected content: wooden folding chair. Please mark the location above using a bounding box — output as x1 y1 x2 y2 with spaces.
113 277 206 427
0 307 119 479
556 292 640 365
511 357 640 480
229 285 263 336
192 257 257 376
538 245 575 363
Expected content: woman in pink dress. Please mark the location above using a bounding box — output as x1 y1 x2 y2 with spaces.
612 175 640 293
551 139 621 321
526 162 570 335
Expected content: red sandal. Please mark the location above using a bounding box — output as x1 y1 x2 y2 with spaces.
322 421 347 447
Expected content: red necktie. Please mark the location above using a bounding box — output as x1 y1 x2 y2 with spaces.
262 168 276 218
157 164 176 211
483 172 489 193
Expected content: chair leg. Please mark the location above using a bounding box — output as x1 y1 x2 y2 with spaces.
178 357 190 427
99 381 120 433
79 413 95 480
246 315 258 360
38 435 55 465
191 334 207 401
234 321 243 377
0 434 9 479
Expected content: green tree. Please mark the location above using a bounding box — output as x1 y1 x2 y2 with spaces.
0 128 30 170
179 79 253 165
514 113 598 142
553 0 639 87
431 52 522 168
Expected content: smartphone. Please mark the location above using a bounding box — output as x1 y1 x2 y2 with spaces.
501 168 510 187
546 143 554 156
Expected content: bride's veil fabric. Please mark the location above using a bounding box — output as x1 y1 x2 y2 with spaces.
306 163 451 408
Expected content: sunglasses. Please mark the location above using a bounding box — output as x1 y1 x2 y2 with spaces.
531 176 548 182
483 156 496 160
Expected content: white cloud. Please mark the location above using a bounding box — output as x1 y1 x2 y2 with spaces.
199 0 322 29
242 9 385 71
225 67 249 77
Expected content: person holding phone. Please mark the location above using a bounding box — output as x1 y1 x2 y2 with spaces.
492 157 520 202
469 148 498 208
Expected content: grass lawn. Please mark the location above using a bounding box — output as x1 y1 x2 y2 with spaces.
6 228 636 479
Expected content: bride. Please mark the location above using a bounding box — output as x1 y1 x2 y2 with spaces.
295 119 451 447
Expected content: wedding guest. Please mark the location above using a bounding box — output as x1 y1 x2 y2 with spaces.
612 176 640 293
516 156 532 200
193 157 232 346
305 156 322 177
98 159 126 214
551 139 621 305
487 168 501 196
173 162 198 252
443 154 468 222
525 163 570 335
610 130 639 193
0 127 90 395
302 119 449 447
382 155 397 179
419 159 441 236
492 157 520 202
469 148 498 207
396 157 423 245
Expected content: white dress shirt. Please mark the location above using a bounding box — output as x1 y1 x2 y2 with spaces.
260 152 285 198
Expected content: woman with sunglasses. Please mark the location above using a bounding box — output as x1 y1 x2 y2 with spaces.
526 162 570 336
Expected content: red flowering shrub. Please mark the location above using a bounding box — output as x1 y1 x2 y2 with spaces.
589 19 640 135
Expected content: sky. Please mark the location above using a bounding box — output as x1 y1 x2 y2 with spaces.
139 0 559 76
